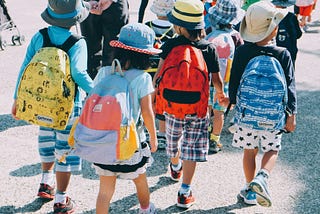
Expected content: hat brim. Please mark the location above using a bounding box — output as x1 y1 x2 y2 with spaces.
271 0 295 7
41 1 90 28
240 10 288 43
110 40 162 55
167 12 204 30
150 5 170 17
209 6 245 26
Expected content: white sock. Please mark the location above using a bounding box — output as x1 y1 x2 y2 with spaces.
171 161 182 171
54 192 66 204
258 169 270 179
41 171 55 186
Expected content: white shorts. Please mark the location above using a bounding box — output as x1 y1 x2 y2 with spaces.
232 126 282 152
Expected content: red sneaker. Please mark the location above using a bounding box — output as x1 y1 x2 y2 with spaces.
177 191 195 208
170 163 182 181
37 183 55 200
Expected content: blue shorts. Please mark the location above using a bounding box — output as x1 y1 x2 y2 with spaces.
209 83 229 111
232 125 282 152
164 113 209 162
38 107 81 172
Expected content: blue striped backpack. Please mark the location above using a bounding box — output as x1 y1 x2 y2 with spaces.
234 53 288 131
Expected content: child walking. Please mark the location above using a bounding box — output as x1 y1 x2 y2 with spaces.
295 0 315 29
205 0 244 153
228 1 297 207
11 0 94 213
272 0 303 67
154 0 225 208
92 23 159 214
145 0 176 149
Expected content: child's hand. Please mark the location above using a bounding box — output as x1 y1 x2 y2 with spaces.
219 97 230 107
99 0 113 11
149 137 158 153
213 91 225 103
284 114 296 132
11 100 20 120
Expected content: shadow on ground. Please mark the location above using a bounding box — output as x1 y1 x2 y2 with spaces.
2 90 319 214
0 114 29 132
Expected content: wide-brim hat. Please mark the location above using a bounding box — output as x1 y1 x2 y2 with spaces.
242 0 261 11
208 0 245 26
150 0 175 17
240 1 288 43
41 0 90 28
271 0 296 7
167 0 204 30
110 23 162 55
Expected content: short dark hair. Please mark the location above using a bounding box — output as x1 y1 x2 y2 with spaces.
186 28 206 40
114 48 151 70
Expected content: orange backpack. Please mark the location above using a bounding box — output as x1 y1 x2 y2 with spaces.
155 45 209 119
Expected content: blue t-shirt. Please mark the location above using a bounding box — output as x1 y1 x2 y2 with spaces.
14 26 93 107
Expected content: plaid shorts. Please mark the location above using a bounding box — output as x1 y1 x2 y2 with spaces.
164 113 209 162
38 107 82 172
232 125 282 152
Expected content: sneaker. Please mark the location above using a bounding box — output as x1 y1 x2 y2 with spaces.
249 175 272 207
138 202 156 214
239 188 257 205
177 191 195 208
157 134 166 150
53 196 75 214
209 140 222 154
170 163 182 182
37 183 55 200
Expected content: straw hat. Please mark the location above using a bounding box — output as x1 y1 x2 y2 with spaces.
167 0 204 30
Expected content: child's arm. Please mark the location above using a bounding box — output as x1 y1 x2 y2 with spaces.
141 94 158 153
211 72 226 103
285 114 296 132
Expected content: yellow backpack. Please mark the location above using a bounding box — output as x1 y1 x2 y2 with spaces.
16 28 80 130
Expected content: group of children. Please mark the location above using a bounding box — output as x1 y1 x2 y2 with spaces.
11 0 299 213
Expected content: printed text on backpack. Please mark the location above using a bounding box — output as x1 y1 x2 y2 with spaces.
16 28 80 130
73 59 142 164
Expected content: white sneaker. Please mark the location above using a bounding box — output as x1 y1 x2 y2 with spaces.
138 202 156 214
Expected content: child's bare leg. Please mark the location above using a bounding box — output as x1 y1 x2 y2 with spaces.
260 150 278 174
181 160 196 185
158 119 165 133
133 173 150 209
96 175 116 214
212 110 224 136
300 16 307 26
243 148 259 183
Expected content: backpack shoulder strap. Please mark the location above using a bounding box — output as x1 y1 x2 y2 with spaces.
59 34 83 53
39 27 82 52
39 27 54 48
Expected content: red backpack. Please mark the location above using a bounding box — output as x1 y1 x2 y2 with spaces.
155 45 209 119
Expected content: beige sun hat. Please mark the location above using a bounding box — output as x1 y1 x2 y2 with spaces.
239 0 288 43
